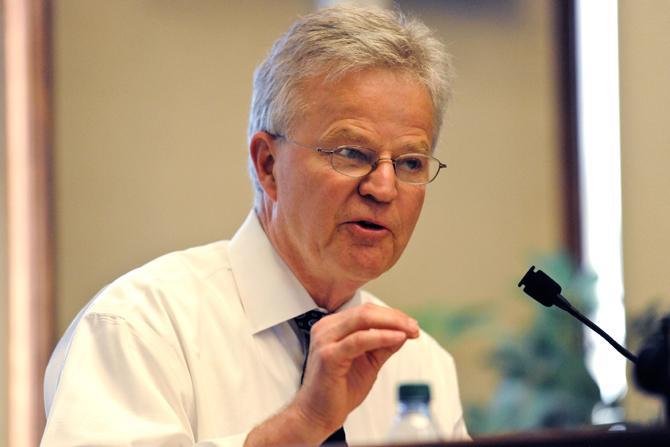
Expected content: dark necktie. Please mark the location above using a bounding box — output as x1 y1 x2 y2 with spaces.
294 310 347 446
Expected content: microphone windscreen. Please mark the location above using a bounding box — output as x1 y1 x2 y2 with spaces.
634 316 670 394
518 266 562 307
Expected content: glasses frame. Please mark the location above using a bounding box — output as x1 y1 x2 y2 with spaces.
270 133 446 185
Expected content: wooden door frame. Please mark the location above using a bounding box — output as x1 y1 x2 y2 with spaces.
4 0 55 445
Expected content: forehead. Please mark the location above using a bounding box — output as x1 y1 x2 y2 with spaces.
293 68 435 149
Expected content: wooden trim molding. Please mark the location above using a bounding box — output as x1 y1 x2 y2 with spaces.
4 0 55 445
555 0 583 264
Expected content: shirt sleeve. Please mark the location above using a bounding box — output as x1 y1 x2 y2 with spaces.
41 312 249 447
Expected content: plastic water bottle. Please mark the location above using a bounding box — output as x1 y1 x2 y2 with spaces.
387 383 442 444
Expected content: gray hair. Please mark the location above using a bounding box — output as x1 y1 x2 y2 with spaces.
247 5 453 204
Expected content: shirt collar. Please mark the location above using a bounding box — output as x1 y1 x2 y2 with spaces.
229 211 361 334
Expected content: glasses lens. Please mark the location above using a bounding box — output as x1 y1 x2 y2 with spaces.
395 154 439 184
331 147 375 177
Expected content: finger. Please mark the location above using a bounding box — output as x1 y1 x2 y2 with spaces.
365 344 404 370
315 303 419 341
331 328 408 363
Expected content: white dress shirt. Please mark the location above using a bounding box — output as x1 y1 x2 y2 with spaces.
42 211 468 446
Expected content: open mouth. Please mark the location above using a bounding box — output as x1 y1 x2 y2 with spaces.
353 220 386 231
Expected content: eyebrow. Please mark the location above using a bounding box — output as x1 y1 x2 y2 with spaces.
404 144 430 155
322 129 430 154
321 129 370 146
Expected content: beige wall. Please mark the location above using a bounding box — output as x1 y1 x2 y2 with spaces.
619 0 670 421
54 0 310 328
53 0 563 422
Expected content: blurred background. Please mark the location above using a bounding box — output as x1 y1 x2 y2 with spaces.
1 0 669 445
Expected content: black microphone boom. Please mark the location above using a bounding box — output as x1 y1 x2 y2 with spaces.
518 266 639 364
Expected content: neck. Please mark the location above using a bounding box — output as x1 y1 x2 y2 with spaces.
304 280 359 312
255 206 361 312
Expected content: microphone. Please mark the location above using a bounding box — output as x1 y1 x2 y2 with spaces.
518 266 639 364
634 316 670 396
519 266 670 424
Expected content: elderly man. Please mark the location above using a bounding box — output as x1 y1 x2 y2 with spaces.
42 6 468 446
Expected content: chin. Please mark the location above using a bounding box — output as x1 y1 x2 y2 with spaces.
342 252 395 282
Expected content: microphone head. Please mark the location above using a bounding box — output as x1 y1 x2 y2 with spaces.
634 316 670 394
518 266 562 307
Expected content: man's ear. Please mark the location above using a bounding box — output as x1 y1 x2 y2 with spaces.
249 131 278 202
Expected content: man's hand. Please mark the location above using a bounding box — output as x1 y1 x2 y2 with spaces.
244 303 419 447
296 303 419 432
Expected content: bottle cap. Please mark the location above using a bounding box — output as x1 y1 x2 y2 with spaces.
398 383 431 403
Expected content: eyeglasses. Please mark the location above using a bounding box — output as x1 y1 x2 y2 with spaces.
272 134 446 185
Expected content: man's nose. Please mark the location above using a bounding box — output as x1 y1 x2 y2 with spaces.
357 159 398 203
